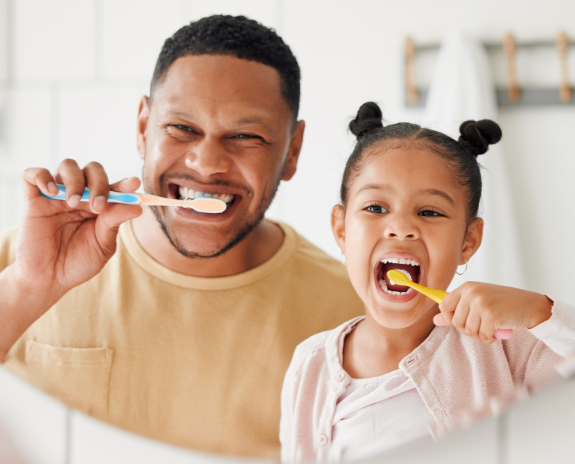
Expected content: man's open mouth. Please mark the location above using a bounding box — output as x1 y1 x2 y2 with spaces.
376 258 421 296
168 184 238 209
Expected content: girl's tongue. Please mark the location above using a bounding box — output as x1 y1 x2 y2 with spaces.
377 260 421 293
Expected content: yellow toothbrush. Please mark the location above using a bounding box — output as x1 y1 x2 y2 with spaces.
387 269 446 304
387 270 513 339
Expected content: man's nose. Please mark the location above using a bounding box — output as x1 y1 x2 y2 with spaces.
184 137 232 177
384 215 420 240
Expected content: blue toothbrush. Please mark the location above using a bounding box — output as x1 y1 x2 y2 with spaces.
41 184 227 214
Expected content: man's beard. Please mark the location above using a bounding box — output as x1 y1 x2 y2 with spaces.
151 203 266 259
143 164 285 260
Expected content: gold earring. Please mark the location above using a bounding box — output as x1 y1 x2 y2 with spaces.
456 258 468 276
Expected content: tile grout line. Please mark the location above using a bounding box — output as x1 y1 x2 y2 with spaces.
50 83 59 168
94 0 104 81
64 408 72 464
6 0 13 84
274 0 285 37
497 413 508 464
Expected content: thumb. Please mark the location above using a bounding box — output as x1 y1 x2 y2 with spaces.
94 204 143 257
435 291 458 326
433 313 449 326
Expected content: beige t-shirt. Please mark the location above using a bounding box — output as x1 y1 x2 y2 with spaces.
0 220 363 458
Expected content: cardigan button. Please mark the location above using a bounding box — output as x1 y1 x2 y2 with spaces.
335 372 345 382
406 355 419 365
318 434 328 445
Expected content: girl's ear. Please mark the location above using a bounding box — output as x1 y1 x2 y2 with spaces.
461 218 484 264
331 204 346 255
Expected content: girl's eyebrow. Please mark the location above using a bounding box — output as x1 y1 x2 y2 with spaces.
356 184 455 206
356 183 394 195
416 188 455 206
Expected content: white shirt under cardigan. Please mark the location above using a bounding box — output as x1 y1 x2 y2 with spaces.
280 300 575 462
329 304 575 462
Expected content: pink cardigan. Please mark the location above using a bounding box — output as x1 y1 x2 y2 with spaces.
280 303 570 462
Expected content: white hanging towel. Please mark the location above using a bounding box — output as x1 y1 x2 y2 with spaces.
423 31 524 289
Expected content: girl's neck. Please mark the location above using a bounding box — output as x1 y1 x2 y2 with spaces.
342 307 439 379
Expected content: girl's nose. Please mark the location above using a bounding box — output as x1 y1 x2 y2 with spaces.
184 137 232 177
384 217 420 240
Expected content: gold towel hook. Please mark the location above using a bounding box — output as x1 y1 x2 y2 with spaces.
405 36 418 104
556 32 572 103
503 33 520 103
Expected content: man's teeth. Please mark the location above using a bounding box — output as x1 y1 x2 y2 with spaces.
379 279 414 295
381 258 420 267
178 187 234 203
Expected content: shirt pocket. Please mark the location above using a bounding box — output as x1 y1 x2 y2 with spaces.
25 341 113 414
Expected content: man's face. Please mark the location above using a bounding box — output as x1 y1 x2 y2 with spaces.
137 54 303 258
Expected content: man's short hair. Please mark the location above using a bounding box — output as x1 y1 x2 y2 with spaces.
151 15 301 125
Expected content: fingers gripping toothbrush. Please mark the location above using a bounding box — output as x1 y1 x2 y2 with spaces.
387 270 513 340
41 184 227 214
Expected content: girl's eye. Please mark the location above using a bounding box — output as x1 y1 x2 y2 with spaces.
366 205 389 214
419 210 442 217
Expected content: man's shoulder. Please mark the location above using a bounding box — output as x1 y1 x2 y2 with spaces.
286 225 348 280
277 223 363 321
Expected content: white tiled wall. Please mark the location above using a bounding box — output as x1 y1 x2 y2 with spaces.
102 0 183 80
57 84 145 179
1 0 575 462
13 0 96 82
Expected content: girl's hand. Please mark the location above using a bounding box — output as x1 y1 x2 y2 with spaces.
433 282 553 344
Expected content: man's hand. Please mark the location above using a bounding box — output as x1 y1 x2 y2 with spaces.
0 159 142 361
433 282 553 344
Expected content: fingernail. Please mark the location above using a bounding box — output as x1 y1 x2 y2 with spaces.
47 182 58 194
68 195 81 207
94 196 106 211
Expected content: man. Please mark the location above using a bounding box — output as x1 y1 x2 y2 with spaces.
0 15 363 458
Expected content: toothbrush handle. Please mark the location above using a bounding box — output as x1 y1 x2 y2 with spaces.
493 329 513 340
41 183 143 205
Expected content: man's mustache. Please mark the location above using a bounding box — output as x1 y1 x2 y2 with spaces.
159 172 253 197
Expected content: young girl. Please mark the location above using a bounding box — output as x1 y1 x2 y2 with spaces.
280 102 575 462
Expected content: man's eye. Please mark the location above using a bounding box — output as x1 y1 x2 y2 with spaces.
173 124 192 132
234 134 259 139
419 210 441 217
366 205 389 214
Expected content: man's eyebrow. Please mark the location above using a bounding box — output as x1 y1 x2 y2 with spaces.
235 117 274 134
417 188 455 206
163 111 275 134
165 109 196 120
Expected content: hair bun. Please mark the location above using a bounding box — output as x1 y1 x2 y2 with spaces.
349 102 384 139
458 119 502 156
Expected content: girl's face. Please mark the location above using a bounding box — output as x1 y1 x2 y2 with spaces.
332 144 483 329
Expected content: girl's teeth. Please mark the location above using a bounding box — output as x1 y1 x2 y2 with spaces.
381 258 420 267
378 279 413 296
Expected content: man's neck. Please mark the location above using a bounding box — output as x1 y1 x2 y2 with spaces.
131 208 285 277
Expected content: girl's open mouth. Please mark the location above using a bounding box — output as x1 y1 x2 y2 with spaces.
375 258 421 301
